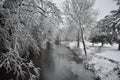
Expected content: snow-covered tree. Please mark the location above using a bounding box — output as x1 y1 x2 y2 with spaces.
89 25 108 47
0 0 62 79
63 0 97 56
108 9 120 50
91 6 120 49
90 16 115 46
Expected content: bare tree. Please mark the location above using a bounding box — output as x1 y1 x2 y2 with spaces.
63 0 97 56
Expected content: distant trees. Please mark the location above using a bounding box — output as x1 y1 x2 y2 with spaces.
89 18 112 46
89 5 120 49
89 32 108 47
63 0 96 56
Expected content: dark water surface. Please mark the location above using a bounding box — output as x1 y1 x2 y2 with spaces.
43 45 95 80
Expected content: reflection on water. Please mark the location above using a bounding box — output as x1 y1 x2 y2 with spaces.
42 45 95 80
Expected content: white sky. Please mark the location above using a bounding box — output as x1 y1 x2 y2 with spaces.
95 0 118 20
52 0 118 21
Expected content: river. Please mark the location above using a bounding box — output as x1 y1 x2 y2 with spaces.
42 44 95 80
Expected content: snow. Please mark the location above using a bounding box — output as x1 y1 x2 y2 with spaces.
97 44 120 62
61 41 120 80
87 43 120 80
61 41 120 62
88 57 119 80
61 41 77 49
68 41 77 49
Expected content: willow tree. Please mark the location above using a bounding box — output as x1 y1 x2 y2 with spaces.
63 0 96 56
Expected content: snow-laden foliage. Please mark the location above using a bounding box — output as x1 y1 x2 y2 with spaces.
89 20 111 46
0 0 62 80
0 48 40 80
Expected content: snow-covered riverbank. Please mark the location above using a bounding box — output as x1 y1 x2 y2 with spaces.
61 41 120 80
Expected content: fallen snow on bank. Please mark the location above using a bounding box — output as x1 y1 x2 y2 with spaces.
88 56 119 80
61 41 77 49
61 41 120 63
61 41 120 80
87 43 120 80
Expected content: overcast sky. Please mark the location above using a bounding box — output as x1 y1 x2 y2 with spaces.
95 0 118 20
52 0 118 21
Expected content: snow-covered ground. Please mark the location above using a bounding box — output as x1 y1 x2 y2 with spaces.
61 41 120 63
61 41 120 80
97 44 120 62
87 56 119 80
88 43 120 80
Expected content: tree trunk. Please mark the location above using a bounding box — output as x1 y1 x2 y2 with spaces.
55 36 60 45
80 27 87 57
118 43 120 50
101 42 104 47
77 29 80 48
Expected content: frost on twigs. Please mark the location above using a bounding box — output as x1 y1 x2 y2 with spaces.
0 0 62 79
0 48 40 80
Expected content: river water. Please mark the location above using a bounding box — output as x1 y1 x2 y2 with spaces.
42 45 95 80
